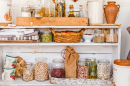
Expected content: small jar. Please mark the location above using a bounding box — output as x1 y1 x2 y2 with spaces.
94 29 105 43
88 58 97 79
77 59 89 79
34 57 49 81
21 7 31 17
51 59 65 78
35 8 43 17
23 62 33 81
97 59 111 80
106 29 117 43
41 31 52 43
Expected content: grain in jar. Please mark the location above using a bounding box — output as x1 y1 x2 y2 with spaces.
23 62 34 81
97 60 111 80
94 29 105 43
34 57 49 81
77 59 89 79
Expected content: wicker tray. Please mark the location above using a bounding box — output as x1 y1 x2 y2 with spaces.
50 29 85 43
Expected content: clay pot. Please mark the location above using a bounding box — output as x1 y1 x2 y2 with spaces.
104 1 120 24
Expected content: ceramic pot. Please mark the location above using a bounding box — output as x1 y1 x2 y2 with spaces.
104 1 120 24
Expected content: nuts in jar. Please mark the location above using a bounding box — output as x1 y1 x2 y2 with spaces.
34 57 49 81
94 29 105 43
22 62 33 81
106 34 117 43
97 60 111 80
77 59 89 79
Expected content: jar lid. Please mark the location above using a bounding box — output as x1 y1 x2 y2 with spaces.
114 59 130 66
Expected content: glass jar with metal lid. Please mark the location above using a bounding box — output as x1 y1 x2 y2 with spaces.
21 7 31 17
23 62 33 81
41 30 52 43
97 59 111 80
51 59 65 78
77 59 89 79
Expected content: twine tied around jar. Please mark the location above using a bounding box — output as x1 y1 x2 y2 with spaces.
61 49 75 59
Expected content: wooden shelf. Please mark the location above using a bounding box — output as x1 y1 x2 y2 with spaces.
0 26 121 29
0 42 119 46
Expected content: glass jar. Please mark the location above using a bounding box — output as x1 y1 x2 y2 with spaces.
106 29 117 43
86 58 97 79
55 0 66 17
51 59 65 78
23 62 33 81
94 29 105 43
41 31 52 43
34 57 49 81
35 8 43 17
44 0 50 17
21 7 31 17
50 0 55 17
97 60 111 80
77 59 89 79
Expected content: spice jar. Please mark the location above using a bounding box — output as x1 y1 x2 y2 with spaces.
51 59 65 78
35 8 43 17
97 60 111 80
86 58 97 79
106 29 117 43
21 7 31 17
41 31 52 43
94 29 105 43
77 59 89 79
34 57 49 81
23 62 34 81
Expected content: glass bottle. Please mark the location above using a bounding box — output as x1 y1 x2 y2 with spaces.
106 29 117 43
41 30 52 43
44 0 50 17
55 0 66 17
50 0 55 17
79 5 83 17
78 59 89 79
94 29 105 43
51 59 65 78
68 5 75 17
23 62 33 81
34 57 49 81
97 59 111 80
41 0 45 17
89 58 97 79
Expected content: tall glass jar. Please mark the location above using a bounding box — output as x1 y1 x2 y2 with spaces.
34 57 49 81
41 31 52 43
94 29 105 43
35 8 43 17
86 58 97 79
51 59 65 78
97 59 111 80
106 29 117 43
50 0 55 17
23 62 33 81
77 59 89 79
55 0 66 17
21 7 31 17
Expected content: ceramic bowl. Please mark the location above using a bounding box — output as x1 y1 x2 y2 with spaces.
83 34 95 43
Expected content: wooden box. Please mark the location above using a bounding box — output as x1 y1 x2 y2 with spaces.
17 17 88 26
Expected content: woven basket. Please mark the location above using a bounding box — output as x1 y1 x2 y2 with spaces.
50 29 85 43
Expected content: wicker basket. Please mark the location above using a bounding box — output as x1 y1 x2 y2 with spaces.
50 29 85 43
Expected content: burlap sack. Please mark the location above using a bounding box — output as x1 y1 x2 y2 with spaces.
65 46 79 78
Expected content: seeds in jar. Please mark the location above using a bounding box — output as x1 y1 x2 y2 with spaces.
97 63 110 80
51 68 65 78
106 34 117 43
77 65 89 79
23 69 33 81
34 61 49 81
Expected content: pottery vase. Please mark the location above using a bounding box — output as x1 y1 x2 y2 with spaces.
104 1 120 24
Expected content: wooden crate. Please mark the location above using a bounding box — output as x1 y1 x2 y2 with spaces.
17 17 88 26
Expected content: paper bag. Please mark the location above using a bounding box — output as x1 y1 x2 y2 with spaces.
65 46 79 78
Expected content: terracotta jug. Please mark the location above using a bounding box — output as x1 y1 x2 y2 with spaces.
104 1 120 24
